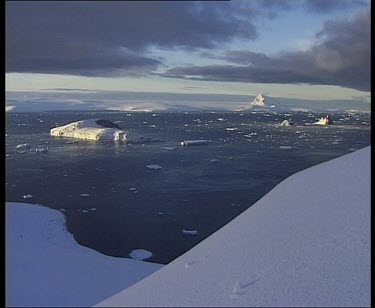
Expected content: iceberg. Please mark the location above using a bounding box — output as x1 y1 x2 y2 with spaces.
313 115 333 125
251 93 266 107
279 119 294 127
50 119 148 143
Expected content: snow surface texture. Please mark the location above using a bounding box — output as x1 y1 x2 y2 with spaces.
50 118 147 142
6 203 163 307
97 147 370 307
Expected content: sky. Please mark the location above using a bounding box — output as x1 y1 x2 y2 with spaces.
5 0 371 110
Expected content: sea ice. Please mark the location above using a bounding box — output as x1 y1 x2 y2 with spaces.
279 146 293 150
22 195 32 199
80 194 90 197
180 140 211 146
146 165 162 170
182 230 198 236
129 249 153 261
16 143 31 150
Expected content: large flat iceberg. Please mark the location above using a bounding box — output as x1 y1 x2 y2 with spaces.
50 119 147 143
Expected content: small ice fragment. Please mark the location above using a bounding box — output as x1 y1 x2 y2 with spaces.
59 209 66 212
182 229 198 236
163 146 177 151
279 146 292 150
209 158 220 163
226 127 238 131
35 147 49 154
88 208 96 211
146 164 162 170
157 212 164 215
129 249 153 261
217 118 225 121
82 210 88 213
149 125 156 128
180 140 211 146
22 194 32 199
16 143 31 150
80 193 90 197
129 187 137 191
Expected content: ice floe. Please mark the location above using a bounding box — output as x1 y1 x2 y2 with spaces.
146 165 162 170
182 230 198 236
129 249 153 261
180 140 211 146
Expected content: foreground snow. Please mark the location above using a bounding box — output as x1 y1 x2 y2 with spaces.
6 203 163 307
97 146 370 307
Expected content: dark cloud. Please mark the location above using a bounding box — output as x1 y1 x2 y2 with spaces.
6 1 257 76
162 8 370 91
303 0 367 13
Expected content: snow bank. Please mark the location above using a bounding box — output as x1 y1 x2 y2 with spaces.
6 203 163 307
96 146 370 307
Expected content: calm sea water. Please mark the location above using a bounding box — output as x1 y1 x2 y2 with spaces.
5 110 371 263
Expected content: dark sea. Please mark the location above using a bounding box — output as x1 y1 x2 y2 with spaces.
5 110 371 264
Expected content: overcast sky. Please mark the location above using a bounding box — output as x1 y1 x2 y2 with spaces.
6 0 371 104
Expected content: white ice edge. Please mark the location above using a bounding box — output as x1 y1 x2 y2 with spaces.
96 146 370 307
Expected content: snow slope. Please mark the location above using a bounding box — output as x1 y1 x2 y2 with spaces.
96 146 370 307
6 203 163 307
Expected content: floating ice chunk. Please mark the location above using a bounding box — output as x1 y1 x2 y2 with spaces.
88 208 96 211
162 146 177 151
146 164 162 170
209 158 220 163
217 118 225 121
16 143 31 150
82 210 88 213
129 249 153 261
280 146 293 150
35 147 49 154
182 229 198 236
22 194 32 199
59 208 66 212
180 140 211 146
226 127 238 131
279 120 294 127
129 188 137 191
80 194 90 197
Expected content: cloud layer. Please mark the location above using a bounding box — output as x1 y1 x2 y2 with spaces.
6 1 369 91
163 8 370 91
6 1 257 76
